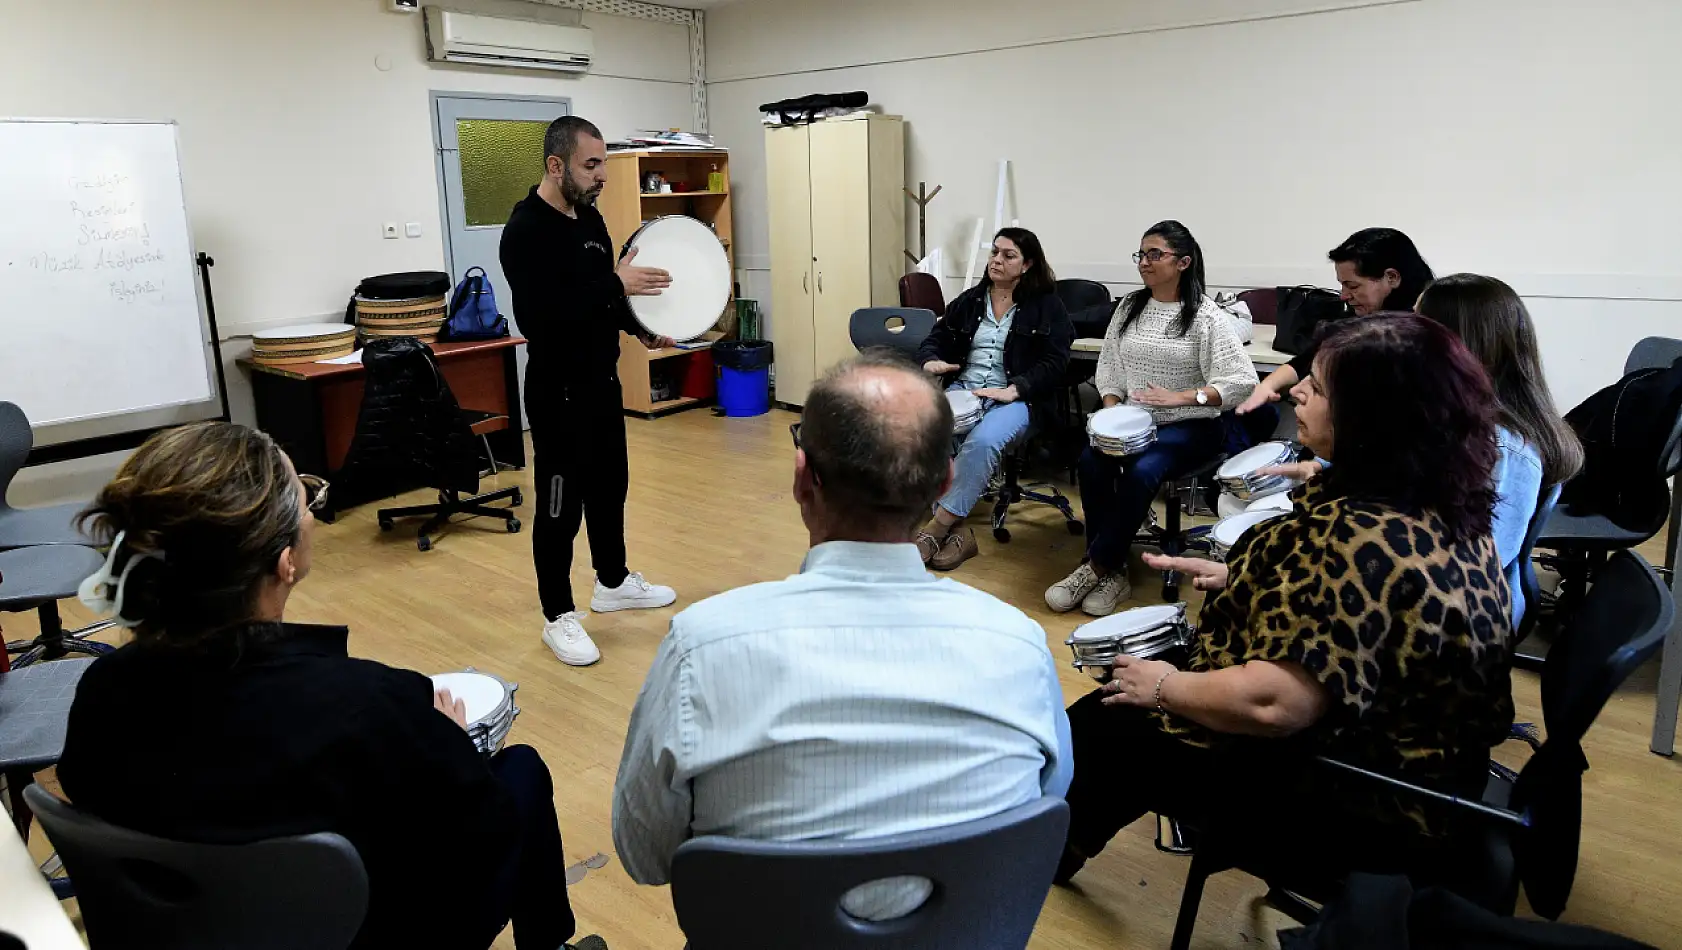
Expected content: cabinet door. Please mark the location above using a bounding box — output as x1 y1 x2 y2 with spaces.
808 120 873 385
765 125 817 406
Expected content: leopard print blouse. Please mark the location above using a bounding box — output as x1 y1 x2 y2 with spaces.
1159 480 1515 833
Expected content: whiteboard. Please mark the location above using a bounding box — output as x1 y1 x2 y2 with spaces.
0 119 215 429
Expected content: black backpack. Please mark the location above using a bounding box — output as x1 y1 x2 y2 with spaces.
1273 286 1349 355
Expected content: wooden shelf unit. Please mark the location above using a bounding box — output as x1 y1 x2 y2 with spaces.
599 149 734 418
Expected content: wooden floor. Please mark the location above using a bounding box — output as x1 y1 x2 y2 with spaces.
18 407 1682 949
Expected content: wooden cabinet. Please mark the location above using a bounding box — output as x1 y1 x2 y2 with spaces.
765 115 904 407
597 149 733 416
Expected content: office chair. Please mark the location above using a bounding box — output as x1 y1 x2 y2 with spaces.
338 338 521 552
0 402 93 551
25 785 369 950
0 544 115 667
0 657 94 840
897 273 946 318
1131 457 1226 603
1236 288 1279 326
671 797 1068 950
848 307 937 358
1167 549 1675 949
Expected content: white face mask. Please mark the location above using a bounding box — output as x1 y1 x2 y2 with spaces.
78 530 164 628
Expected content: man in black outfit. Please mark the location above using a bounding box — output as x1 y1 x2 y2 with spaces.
500 115 677 667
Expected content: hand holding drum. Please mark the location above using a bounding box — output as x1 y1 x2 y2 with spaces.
617 247 671 296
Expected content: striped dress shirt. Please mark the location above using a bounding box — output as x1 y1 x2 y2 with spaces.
612 541 1073 917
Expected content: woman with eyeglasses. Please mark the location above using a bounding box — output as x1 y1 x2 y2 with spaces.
1045 220 1257 616
1238 226 1434 416
56 422 606 950
913 227 1073 570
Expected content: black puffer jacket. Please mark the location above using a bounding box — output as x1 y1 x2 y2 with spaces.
1557 356 1682 532
337 338 481 499
915 285 1073 426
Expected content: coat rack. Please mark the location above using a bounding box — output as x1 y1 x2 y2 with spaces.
903 181 943 266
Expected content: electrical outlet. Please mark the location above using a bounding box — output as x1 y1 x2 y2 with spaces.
382 222 399 240
405 222 422 238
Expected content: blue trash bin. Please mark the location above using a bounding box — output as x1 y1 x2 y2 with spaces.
712 340 773 417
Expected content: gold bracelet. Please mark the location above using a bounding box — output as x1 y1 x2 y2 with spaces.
1152 670 1175 712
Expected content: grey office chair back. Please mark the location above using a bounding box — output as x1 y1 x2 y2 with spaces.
1624 337 1682 480
849 307 936 357
24 785 369 950
0 402 33 512
671 797 1069 950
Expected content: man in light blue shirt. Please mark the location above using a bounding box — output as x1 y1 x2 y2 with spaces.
612 350 1072 919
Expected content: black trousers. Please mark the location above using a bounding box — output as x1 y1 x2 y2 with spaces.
527 371 629 619
472 745 578 950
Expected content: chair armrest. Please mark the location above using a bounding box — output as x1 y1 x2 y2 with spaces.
1312 755 1530 829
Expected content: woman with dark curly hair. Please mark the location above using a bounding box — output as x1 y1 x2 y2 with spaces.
1057 314 1513 884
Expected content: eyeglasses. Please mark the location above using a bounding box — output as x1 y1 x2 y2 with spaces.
1131 249 1184 265
790 423 823 484
789 422 802 450
299 474 330 513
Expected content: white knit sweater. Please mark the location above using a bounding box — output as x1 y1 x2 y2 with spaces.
1095 295 1259 425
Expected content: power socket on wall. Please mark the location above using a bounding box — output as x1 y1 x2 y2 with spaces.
382 222 399 239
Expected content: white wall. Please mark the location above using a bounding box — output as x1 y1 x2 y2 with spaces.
3 0 694 503
707 0 1682 411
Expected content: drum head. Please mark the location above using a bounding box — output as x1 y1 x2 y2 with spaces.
1217 441 1294 480
1246 491 1294 513
947 389 981 416
1071 603 1184 641
624 216 731 342
430 671 505 723
252 323 355 343
1212 509 1286 547
1089 405 1154 439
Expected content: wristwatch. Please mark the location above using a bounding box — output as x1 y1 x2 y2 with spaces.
1194 389 1209 406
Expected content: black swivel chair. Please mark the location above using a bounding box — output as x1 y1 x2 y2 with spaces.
0 402 94 550
671 797 1068 950
25 785 369 950
1168 549 1675 949
1 544 114 666
848 307 937 356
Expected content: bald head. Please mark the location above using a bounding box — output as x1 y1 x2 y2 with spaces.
800 349 954 537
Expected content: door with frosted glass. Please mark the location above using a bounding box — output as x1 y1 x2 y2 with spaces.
434 94 570 422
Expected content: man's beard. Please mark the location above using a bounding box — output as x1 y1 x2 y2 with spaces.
561 173 602 208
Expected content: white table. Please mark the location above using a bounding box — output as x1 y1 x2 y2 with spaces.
1072 323 1294 368
0 822 81 948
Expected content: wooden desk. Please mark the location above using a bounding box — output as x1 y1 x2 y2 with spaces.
1071 323 1295 367
241 337 526 520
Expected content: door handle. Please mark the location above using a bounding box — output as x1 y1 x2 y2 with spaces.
817 273 824 294
803 272 809 294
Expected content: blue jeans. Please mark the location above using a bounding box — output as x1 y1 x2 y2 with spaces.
937 399 1031 518
1078 417 1225 572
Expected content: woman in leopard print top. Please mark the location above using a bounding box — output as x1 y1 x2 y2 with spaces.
1057 314 1514 884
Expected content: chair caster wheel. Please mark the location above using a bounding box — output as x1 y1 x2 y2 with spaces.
507 518 522 533
1067 520 1085 536
511 489 524 507
378 518 394 532
994 527 1012 543
417 536 433 552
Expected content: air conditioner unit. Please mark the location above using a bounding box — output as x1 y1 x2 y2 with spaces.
424 7 594 73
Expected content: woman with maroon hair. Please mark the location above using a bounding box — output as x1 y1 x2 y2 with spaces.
1057 314 1514 885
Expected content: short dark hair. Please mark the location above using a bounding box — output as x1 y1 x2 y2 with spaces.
1314 313 1498 543
1327 227 1434 311
985 227 1058 300
542 115 603 169
801 349 953 533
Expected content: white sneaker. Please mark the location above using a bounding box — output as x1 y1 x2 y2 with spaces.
542 612 601 667
1046 563 1101 613
1081 572 1131 617
590 571 677 613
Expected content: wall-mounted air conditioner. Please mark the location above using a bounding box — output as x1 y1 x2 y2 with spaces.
423 7 594 73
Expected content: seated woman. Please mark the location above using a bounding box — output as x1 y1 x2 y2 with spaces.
914 227 1072 570
1417 274 1583 626
57 423 602 950
1045 220 1256 615
1238 226 1434 415
1058 315 1514 884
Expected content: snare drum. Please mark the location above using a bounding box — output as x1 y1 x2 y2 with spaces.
430 668 520 757
1207 509 1288 561
621 215 732 342
1088 405 1158 457
1216 441 1299 500
1065 603 1194 683
250 323 357 366
1246 491 1294 514
947 389 984 435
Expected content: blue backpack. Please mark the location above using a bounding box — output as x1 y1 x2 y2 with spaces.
440 266 509 341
